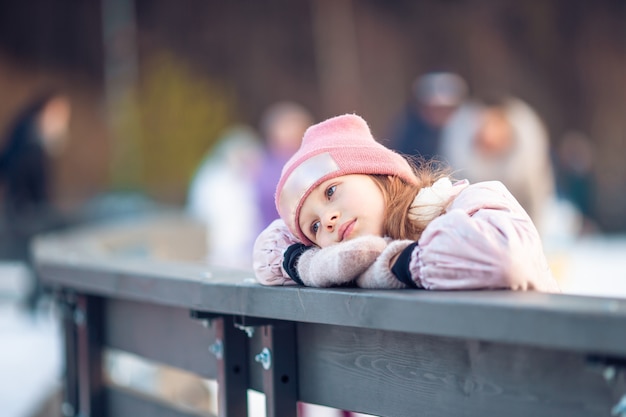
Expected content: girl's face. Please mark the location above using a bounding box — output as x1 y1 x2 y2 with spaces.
299 174 386 248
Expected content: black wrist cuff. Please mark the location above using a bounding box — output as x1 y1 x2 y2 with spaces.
391 242 419 288
283 243 311 286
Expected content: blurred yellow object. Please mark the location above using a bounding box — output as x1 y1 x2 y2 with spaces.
546 251 570 288
113 51 236 203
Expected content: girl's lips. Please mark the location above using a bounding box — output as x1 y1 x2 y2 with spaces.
338 220 356 241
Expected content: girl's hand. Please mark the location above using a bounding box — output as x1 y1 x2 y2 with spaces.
253 219 301 286
356 240 417 289
295 235 388 287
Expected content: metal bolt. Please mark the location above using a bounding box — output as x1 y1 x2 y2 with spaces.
73 309 85 326
209 340 223 360
604 366 617 382
61 402 75 417
255 347 272 370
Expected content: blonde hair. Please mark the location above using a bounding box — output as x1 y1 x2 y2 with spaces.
371 158 451 240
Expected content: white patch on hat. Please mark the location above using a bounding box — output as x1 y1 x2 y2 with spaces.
278 152 339 233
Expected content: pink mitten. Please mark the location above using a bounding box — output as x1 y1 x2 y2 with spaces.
296 235 388 287
252 219 301 285
356 240 417 289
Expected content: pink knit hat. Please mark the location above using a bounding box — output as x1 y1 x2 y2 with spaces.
275 113 418 245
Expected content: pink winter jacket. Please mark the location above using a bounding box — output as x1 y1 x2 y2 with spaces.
252 180 560 292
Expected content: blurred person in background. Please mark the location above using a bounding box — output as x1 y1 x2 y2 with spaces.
554 130 597 235
439 95 556 236
0 90 71 309
254 101 314 230
187 125 263 268
388 72 467 161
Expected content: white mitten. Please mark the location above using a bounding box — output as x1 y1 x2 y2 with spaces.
295 235 388 287
252 219 301 285
356 240 417 289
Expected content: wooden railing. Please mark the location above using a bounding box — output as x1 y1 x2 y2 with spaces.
32 213 626 417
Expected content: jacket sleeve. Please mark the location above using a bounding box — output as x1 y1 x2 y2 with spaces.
252 219 300 286
409 181 560 292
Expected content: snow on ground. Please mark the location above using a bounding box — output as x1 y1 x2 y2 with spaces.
0 302 62 417
548 234 626 299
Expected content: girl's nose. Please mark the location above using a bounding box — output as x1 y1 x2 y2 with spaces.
323 212 339 231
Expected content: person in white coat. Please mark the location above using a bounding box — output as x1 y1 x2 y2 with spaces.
187 125 263 268
438 96 556 235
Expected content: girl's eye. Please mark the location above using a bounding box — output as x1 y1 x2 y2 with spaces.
325 185 336 199
311 221 320 235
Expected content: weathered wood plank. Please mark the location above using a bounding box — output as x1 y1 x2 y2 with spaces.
104 299 217 379
296 323 626 417
35 249 626 357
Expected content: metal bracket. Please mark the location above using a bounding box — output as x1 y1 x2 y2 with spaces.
233 316 279 338
257 321 298 417
189 310 223 328
189 312 298 416
587 355 626 383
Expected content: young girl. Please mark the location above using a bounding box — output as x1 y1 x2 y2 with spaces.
252 113 560 292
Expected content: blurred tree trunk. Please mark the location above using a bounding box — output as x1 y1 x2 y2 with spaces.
311 0 361 116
